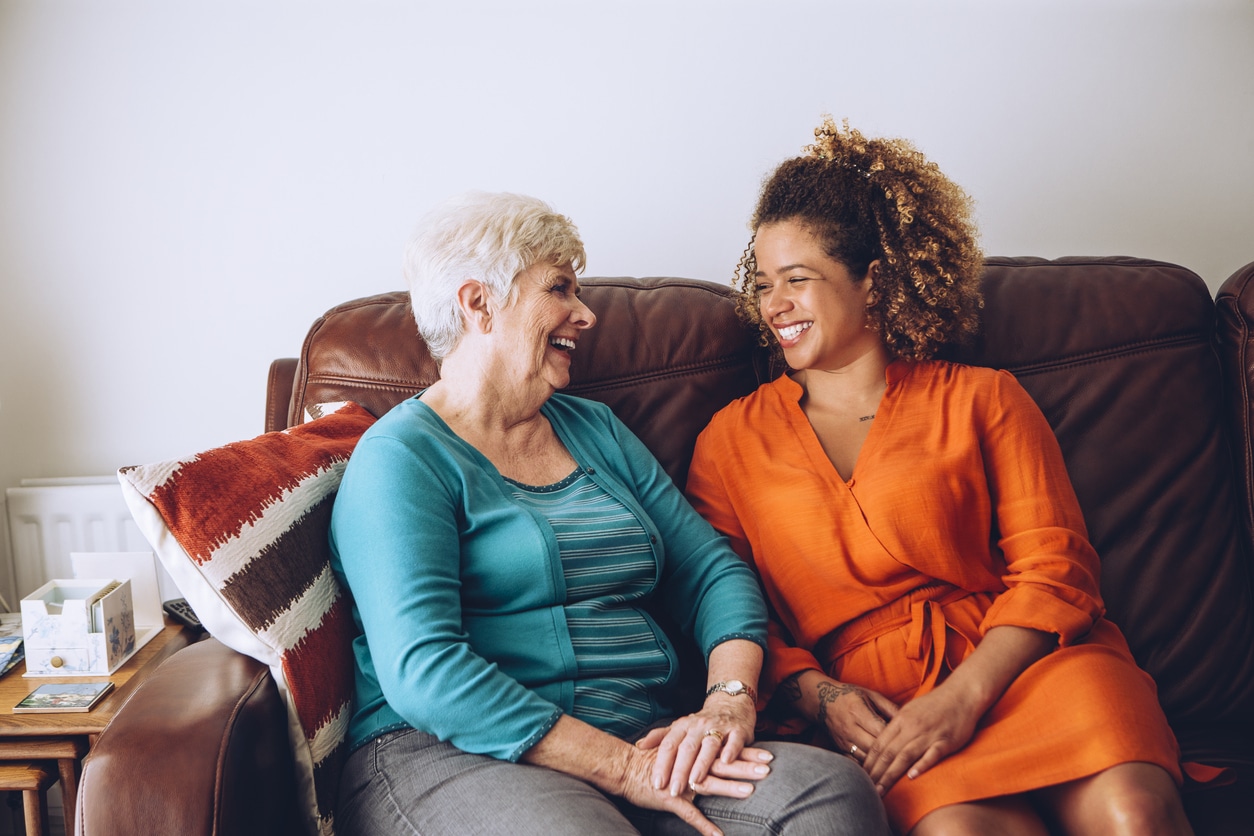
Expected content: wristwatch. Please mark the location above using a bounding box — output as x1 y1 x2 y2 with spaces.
705 680 758 701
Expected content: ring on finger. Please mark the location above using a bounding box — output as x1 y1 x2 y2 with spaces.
850 744 860 756
703 729 725 744
689 779 700 795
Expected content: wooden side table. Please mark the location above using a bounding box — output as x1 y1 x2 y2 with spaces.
0 621 193 830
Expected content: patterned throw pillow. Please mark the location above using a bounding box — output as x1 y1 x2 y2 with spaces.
118 401 377 836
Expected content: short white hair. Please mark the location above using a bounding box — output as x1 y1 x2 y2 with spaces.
404 191 586 361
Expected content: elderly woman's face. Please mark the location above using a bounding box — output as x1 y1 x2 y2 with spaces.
493 260 597 392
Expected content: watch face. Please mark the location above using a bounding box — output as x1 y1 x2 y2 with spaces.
725 680 745 693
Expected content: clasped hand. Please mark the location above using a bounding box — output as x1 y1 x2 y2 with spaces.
620 699 772 835
821 678 980 795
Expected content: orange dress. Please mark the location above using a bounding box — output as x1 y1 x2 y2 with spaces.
686 360 1181 833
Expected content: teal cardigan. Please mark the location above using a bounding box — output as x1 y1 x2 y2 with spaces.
329 393 768 762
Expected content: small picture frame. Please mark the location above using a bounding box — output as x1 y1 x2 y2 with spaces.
13 681 114 713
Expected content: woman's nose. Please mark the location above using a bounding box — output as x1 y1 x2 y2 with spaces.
761 288 789 319
573 296 597 329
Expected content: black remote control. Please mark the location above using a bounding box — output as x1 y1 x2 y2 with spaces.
163 598 205 631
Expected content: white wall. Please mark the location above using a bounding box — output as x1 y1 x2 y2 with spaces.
1 0 1252 604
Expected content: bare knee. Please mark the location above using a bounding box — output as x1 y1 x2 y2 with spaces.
910 797 1049 836
1041 764 1192 836
1092 784 1191 836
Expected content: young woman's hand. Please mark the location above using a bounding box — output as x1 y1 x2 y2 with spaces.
811 678 900 765
859 680 981 794
859 625 1057 794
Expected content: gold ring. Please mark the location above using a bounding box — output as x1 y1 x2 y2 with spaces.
704 729 725 744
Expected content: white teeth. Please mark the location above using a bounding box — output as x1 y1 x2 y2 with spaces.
551 337 575 350
777 322 812 341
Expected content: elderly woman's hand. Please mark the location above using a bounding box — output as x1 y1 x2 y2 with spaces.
635 694 769 798
526 714 763 836
613 744 768 836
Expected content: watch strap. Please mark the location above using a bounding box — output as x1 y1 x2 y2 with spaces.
705 680 758 701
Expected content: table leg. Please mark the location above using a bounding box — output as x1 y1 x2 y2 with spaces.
58 757 79 830
23 786 46 836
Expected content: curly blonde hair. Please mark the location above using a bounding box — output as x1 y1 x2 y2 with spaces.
737 118 984 361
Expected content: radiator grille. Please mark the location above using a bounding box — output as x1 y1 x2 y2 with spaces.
4 477 174 601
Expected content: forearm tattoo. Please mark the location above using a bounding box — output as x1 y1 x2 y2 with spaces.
815 681 860 725
777 672 803 703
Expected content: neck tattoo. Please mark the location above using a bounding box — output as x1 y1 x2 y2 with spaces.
859 414 876 422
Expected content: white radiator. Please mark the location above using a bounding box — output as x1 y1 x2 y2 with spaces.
4 476 178 604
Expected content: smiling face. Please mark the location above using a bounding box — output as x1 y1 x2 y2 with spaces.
752 219 882 372
492 260 597 393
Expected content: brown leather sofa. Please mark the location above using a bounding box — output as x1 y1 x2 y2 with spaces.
78 256 1254 835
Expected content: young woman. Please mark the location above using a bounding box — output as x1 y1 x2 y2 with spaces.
686 120 1194 835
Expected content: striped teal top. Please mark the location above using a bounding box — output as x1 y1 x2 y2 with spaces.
505 466 671 738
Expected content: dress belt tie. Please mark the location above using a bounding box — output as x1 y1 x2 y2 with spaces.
907 597 971 695
816 583 978 696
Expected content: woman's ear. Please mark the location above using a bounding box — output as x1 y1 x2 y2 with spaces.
864 259 881 305
456 279 493 334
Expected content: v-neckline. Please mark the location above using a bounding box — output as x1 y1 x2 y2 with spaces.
779 361 902 487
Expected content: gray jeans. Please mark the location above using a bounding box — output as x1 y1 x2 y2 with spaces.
337 728 889 835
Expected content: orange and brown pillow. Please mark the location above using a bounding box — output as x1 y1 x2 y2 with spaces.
118 401 376 836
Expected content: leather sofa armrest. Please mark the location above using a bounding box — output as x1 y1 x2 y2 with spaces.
266 358 299 433
77 638 302 836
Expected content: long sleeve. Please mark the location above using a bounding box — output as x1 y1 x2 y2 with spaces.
330 426 562 761
974 370 1105 644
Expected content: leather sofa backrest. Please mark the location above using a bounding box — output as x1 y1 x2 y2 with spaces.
287 258 1254 761
960 258 1254 758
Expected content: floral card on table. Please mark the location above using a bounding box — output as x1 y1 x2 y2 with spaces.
13 681 114 713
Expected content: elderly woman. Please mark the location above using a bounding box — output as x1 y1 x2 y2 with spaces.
329 192 888 835
686 120 1197 836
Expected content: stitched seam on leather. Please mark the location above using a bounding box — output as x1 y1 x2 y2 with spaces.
304 356 755 395
1217 292 1254 553
212 667 278 836
568 356 755 393
982 255 1196 272
1240 310 1254 545
304 375 424 392
583 277 734 295
997 332 1209 377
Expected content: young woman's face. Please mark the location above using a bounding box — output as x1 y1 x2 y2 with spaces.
752 220 879 371
493 260 596 392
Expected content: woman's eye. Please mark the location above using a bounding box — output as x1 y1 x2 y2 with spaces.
754 284 770 294
788 277 808 284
